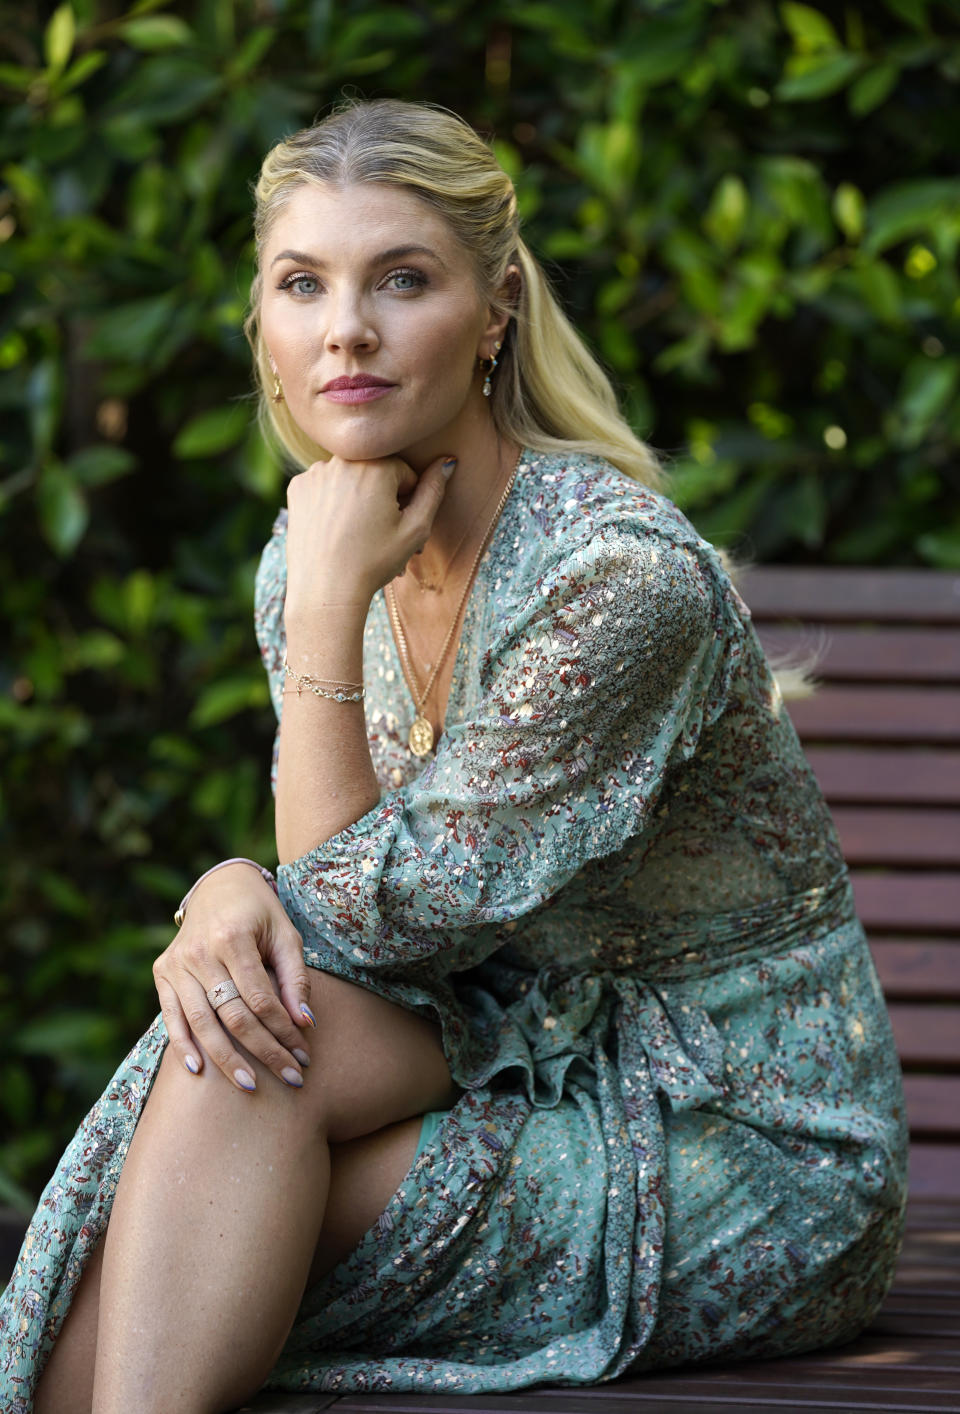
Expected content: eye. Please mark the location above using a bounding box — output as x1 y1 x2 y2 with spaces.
383 267 427 292
277 271 319 296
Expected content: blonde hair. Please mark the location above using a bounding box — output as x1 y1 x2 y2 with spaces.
243 96 817 701
243 95 666 490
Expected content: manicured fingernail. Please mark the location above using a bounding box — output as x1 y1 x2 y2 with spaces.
300 1004 316 1028
442 457 457 480
292 1048 311 1066
184 1055 200 1074
234 1068 256 1091
281 1067 303 1087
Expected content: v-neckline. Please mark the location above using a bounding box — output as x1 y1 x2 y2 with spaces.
377 447 529 764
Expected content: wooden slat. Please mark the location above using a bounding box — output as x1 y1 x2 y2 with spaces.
804 750 960 806
786 688 960 743
756 626 960 682
903 1075 960 1137
851 873 960 933
239 1399 335 1412
871 940 960 1001
889 1006 960 1070
832 809 960 867
738 567 960 623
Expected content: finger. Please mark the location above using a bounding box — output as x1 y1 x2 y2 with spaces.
154 973 203 1076
180 974 272 1093
229 949 314 1059
262 927 315 1032
201 968 307 1090
401 455 454 550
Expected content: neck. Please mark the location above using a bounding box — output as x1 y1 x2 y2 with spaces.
399 417 521 592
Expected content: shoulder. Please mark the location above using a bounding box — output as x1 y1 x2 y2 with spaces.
509 448 732 630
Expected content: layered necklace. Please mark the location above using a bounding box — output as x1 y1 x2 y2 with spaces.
384 445 523 757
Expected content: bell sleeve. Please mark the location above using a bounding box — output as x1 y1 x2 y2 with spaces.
255 517 746 1047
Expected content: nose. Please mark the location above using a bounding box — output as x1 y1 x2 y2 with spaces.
322 287 380 356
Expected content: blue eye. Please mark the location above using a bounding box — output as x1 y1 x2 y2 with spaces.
386 268 427 292
278 272 318 296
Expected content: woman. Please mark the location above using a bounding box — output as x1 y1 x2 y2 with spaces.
2 97 907 1412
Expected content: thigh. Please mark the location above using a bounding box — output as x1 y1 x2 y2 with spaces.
32 1230 104 1414
31 1115 429 1412
302 968 463 1142
306 1114 425 1286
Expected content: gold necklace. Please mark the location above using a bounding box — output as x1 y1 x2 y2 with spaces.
385 446 523 757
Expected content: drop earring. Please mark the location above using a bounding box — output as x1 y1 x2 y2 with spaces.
271 372 284 404
482 339 502 398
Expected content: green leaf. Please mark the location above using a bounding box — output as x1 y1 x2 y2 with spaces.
853 257 902 323
225 25 275 79
44 4 76 75
776 51 864 101
897 355 960 436
703 174 749 252
833 182 865 240
36 463 90 556
864 178 960 256
780 3 842 51
0 64 35 90
105 55 220 125
66 445 136 487
82 292 180 362
16 1010 115 1057
189 676 270 728
173 404 250 458
879 0 929 29
916 524 960 569
848 61 900 117
122 15 194 50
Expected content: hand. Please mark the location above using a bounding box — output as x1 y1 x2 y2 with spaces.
153 862 314 1092
284 450 455 620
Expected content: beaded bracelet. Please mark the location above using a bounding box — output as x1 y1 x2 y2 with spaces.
282 657 365 702
174 858 278 928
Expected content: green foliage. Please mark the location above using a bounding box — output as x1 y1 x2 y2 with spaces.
1 0 959 1204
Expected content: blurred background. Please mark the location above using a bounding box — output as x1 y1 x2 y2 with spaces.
1 0 958 1209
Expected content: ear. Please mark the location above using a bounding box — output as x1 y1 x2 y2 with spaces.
479 263 521 353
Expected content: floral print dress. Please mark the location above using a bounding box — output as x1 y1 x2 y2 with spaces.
0 448 907 1406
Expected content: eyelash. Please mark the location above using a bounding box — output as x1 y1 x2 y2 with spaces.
276 267 428 296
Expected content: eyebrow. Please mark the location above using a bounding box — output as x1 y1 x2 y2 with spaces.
270 244 448 270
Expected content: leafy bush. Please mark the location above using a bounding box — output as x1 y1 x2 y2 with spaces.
1 0 958 1205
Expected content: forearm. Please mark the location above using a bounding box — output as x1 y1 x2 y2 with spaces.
276 603 381 865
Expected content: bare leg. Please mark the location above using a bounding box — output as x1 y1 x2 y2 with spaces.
87 971 458 1414
33 1112 425 1414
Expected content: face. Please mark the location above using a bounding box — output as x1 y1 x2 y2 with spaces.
258 181 501 464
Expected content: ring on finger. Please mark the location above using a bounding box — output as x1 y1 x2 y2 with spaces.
206 978 241 1011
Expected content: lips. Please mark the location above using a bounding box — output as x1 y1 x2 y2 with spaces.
321 375 395 392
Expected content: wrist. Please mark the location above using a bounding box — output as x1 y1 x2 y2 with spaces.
175 858 277 927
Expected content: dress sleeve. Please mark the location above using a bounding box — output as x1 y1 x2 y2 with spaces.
267 521 745 989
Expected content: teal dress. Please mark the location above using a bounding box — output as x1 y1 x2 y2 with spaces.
0 449 907 1406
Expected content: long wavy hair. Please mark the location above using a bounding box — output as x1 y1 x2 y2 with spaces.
243 96 818 700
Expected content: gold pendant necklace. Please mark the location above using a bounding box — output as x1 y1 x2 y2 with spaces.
385 446 523 757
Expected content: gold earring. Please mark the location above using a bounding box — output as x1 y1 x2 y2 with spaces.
482 339 502 398
271 373 284 404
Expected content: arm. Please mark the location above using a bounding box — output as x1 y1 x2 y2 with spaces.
275 449 453 863
274 525 747 982
152 451 452 1091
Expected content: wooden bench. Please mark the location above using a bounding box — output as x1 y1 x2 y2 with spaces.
238 566 960 1411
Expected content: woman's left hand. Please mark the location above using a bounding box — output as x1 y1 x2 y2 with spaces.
283 451 455 624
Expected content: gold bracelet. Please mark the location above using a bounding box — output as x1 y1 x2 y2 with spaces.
282 681 365 701
282 657 364 700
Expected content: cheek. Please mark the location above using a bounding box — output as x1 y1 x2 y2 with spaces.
259 302 313 366
406 312 481 386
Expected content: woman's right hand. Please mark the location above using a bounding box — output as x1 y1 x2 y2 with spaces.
152 862 315 1092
